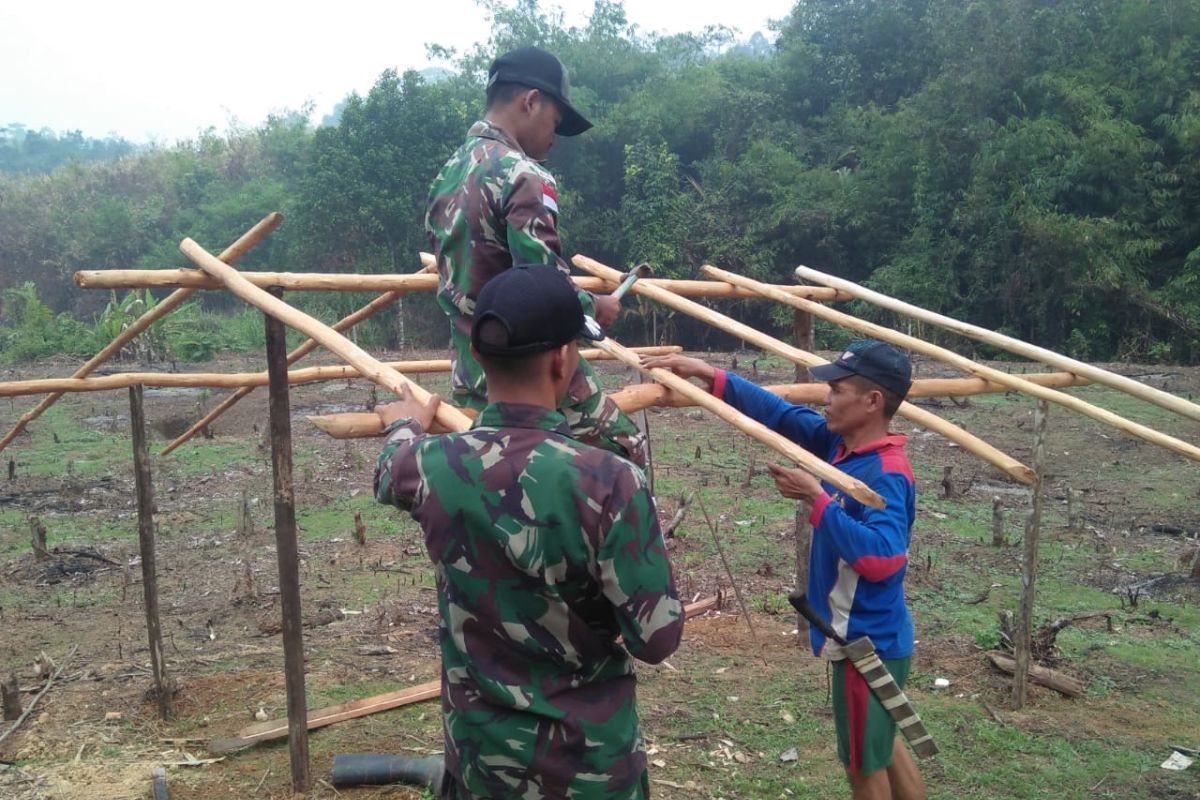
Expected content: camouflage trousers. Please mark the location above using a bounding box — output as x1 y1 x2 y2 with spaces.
450 337 647 468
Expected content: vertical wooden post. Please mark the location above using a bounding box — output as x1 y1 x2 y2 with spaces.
264 289 310 792
1013 399 1048 709
129 385 171 719
991 497 1004 547
792 309 814 644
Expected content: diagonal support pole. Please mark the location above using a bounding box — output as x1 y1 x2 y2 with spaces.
0 212 283 453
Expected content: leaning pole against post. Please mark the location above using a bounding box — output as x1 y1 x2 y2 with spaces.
572 254 1036 485
177 238 474 434
0 212 283 453
795 265 1200 425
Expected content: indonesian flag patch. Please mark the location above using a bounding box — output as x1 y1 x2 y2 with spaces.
542 182 559 215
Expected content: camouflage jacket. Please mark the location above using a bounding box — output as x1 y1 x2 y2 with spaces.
374 403 683 799
426 120 597 398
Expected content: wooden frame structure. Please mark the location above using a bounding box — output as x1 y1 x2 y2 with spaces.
5 211 1200 784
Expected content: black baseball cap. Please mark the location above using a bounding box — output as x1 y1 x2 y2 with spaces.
487 46 593 136
810 340 913 398
471 264 604 357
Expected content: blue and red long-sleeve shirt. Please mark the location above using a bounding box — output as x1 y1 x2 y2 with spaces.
713 369 916 659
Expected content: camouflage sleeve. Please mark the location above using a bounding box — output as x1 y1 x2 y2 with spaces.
373 418 426 512
502 167 597 317
596 471 684 664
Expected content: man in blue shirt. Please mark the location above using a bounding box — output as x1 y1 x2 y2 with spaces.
643 341 926 800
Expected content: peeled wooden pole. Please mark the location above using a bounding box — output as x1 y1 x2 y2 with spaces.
76 267 847 301
306 371 1092 439
179 238 474 434
796 265 1200 425
0 213 283 453
0 348 685 399
589 334 885 508
711 265 1200 463
575 255 1036 484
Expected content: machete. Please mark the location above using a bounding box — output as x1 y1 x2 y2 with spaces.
788 591 938 757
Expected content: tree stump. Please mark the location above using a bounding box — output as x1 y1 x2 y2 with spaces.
29 515 49 560
1 674 20 720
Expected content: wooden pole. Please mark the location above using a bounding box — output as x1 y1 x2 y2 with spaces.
0 213 283 453
585 334 886 508
795 265 1200 425
1013 399 1049 709
129 385 171 719
264 288 310 792
0 348 682 400
178 238 473 434
305 371 1093 440
76 267 849 301
792 309 814 644
707 264 1200 467
575 255 1036 484
0 359 1085 401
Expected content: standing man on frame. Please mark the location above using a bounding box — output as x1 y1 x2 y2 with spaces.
426 45 645 466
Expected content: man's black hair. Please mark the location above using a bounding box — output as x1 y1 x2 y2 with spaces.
486 80 532 109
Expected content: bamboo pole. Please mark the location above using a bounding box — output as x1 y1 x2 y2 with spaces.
306 372 1092 440
707 266 1200 464
0 213 283 453
575 255 1036 484
75 267 848 301
587 334 885 509
0 348 684 399
795 265 1200 425
178 238 474 433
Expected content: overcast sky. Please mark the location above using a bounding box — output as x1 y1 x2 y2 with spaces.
1 0 794 145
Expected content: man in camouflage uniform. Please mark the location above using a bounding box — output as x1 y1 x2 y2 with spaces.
375 265 684 799
426 45 646 467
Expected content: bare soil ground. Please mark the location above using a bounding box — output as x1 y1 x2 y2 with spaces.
1 350 1199 799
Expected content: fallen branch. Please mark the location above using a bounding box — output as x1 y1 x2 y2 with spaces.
0 644 78 746
985 651 1084 697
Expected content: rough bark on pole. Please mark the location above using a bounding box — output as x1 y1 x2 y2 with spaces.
129 385 172 719
264 288 310 792
1013 399 1049 709
792 309 814 643
0 213 282 453
795 265 1200 424
29 515 49 560
577 255 1034 484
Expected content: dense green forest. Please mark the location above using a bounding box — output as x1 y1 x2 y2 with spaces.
2 0 1199 364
